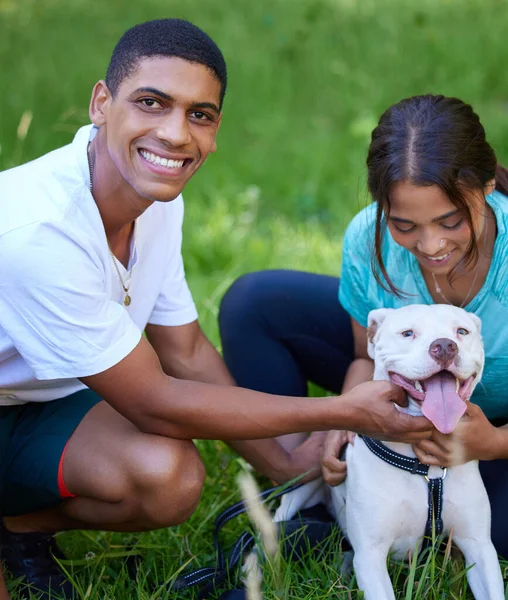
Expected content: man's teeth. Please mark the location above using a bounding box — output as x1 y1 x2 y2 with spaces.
414 380 423 393
426 252 451 261
140 150 184 168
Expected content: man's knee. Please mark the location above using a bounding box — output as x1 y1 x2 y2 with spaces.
131 438 206 527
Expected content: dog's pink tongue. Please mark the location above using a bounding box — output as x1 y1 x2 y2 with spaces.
422 372 466 434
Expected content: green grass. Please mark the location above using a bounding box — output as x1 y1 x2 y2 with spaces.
2 0 508 597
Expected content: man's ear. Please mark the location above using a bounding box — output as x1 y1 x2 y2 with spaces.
89 80 111 127
367 308 394 359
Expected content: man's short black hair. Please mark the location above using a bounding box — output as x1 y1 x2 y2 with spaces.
106 19 227 107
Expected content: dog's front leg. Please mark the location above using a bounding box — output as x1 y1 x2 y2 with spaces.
352 542 396 600
453 537 505 600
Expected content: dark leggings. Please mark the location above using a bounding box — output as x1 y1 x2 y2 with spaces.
219 269 508 558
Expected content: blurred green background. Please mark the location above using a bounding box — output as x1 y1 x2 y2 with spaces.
2 0 508 347
2 0 508 597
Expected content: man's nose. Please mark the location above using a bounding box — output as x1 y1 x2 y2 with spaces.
156 110 192 147
428 338 458 368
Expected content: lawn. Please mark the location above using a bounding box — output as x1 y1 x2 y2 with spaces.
2 0 508 597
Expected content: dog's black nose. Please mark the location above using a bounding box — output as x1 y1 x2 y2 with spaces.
428 338 458 367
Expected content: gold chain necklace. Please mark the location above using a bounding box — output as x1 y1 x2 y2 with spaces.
431 216 488 309
87 142 135 307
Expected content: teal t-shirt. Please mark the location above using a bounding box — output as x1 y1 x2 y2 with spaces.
339 190 508 419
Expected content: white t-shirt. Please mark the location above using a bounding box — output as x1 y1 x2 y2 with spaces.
0 125 198 405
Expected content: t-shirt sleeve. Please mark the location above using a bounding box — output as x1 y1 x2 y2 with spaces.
147 197 198 327
338 208 376 327
0 223 141 380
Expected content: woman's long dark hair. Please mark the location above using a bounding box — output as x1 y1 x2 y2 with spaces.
366 94 508 297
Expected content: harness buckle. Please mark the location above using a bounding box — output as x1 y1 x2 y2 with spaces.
424 467 447 483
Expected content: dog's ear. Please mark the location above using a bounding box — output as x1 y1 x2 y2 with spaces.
367 308 394 359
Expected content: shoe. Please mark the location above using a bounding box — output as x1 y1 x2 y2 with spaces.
0 520 74 599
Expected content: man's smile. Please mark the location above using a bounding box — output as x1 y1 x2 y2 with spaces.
137 148 195 176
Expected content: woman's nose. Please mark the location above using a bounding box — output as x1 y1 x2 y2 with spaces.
416 233 445 256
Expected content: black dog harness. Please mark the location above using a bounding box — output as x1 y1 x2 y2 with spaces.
361 436 447 546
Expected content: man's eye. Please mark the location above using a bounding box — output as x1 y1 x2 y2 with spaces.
401 330 414 338
140 98 161 108
457 327 469 335
192 111 210 120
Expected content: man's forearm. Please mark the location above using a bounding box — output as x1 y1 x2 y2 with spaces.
138 375 335 440
154 333 298 477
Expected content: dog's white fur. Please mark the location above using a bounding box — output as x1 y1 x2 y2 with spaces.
274 304 504 600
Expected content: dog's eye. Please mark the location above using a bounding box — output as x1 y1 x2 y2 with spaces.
457 327 469 336
401 329 414 338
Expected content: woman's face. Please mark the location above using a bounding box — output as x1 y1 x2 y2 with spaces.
386 180 488 274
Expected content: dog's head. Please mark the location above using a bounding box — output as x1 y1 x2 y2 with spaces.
367 304 484 434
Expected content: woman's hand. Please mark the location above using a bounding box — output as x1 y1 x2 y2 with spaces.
321 430 356 486
284 431 328 483
413 402 504 466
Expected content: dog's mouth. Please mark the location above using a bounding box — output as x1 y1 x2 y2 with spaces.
389 370 476 434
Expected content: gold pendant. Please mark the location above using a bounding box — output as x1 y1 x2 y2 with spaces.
123 294 131 306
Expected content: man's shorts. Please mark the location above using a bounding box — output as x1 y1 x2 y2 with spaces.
0 389 102 517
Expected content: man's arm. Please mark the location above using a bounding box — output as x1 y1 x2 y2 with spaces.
80 328 430 443
145 321 323 482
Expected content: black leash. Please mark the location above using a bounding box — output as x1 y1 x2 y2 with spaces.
361 436 446 550
171 481 304 598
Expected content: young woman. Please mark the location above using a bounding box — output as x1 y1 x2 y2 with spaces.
219 94 508 557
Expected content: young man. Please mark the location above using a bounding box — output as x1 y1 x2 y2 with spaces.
0 18 431 598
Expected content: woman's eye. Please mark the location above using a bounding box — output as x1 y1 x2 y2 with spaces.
441 218 464 230
401 330 414 338
392 223 416 234
457 327 469 336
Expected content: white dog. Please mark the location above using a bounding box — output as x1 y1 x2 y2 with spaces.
274 304 504 600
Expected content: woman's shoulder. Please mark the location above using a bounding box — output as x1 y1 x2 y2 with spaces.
489 190 508 234
344 203 377 236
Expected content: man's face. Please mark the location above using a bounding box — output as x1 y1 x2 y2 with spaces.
92 56 222 202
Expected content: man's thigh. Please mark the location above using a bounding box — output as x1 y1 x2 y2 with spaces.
62 400 201 505
0 389 101 516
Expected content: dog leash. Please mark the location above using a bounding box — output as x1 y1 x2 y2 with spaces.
360 436 446 550
170 481 304 598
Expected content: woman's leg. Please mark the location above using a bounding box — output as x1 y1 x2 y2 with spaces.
219 270 354 396
219 270 354 452
479 458 508 559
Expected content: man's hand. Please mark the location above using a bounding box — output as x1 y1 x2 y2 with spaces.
341 380 432 443
322 430 356 486
413 403 504 467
